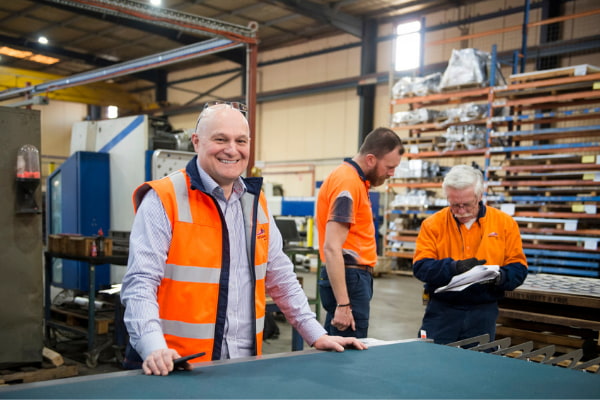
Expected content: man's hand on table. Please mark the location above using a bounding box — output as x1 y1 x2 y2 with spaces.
313 335 368 352
143 348 192 376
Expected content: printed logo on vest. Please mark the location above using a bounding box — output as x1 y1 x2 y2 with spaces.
257 227 266 240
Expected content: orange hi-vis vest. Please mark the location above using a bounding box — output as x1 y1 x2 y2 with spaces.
133 165 270 361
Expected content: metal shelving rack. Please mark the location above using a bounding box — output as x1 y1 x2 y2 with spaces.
385 68 600 278
384 83 491 264
486 69 600 278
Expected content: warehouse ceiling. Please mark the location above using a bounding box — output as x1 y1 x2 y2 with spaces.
0 0 478 80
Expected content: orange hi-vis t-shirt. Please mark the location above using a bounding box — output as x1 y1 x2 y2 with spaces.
316 160 377 267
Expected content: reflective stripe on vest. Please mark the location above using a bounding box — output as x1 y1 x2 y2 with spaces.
170 171 192 223
133 169 270 360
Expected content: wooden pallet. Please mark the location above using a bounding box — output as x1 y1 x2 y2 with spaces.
510 64 600 83
384 250 415 259
495 322 599 360
513 204 583 214
440 82 486 92
0 364 78 385
50 306 114 335
520 234 599 252
497 282 600 359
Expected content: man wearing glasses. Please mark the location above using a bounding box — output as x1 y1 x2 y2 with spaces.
413 164 528 344
121 102 366 376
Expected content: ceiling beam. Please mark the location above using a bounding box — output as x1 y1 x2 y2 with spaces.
0 38 244 102
27 0 246 65
0 66 142 111
0 33 175 84
0 33 115 67
35 0 256 41
269 0 363 37
32 0 206 44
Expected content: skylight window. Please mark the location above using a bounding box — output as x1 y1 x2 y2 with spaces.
394 20 421 72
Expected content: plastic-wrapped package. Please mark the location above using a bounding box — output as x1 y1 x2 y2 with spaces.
390 188 435 208
392 76 415 98
392 72 442 98
442 124 486 150
411 73 441 96
392 108 440 125
460 103 488 121
439 102 488 125
440 48 489 89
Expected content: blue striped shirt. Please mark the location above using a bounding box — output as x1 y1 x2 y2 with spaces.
121 162 325 360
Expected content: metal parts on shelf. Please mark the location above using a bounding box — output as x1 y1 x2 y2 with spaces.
386 64 600 278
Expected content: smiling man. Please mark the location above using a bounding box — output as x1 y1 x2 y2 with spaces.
121 102 367 376
412 164 528 345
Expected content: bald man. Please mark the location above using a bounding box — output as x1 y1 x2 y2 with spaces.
121 102 367 375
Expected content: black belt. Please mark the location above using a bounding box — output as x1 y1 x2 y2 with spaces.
346 265 373 274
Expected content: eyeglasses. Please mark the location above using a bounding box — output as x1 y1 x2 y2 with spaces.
448 200 478 211
203 100 247 114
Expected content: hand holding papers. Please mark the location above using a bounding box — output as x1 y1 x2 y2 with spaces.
434 265 500 293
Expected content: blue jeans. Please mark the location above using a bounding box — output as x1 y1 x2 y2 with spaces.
418 298 499 344
122 342 143 370
318 266 373 338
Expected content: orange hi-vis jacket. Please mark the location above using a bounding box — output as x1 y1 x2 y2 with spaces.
133 163 270 361
413 203 528 304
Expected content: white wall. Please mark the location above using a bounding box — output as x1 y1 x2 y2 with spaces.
35 100 87 158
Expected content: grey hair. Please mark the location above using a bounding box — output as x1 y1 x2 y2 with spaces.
442 165 484 197
194 108 214 134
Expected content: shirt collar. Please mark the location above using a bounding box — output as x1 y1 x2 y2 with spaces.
344 158 370 188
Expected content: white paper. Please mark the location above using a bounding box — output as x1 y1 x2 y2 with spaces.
434 265 500 293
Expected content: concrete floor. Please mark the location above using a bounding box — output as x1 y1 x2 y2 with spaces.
263 270 424 355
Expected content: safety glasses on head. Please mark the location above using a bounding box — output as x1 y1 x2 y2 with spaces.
203 100 247 114
195 101 248 132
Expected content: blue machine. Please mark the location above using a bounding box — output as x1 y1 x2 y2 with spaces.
46 151 111 291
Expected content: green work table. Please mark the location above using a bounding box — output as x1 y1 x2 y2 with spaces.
1 340 599 399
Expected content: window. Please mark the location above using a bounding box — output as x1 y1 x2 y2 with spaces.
394 20 421 72
107 105 118 119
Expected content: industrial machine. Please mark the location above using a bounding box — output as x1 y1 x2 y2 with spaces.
0 106 44 367
68 114 195 284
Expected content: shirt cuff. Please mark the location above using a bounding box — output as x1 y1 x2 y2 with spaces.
137 330 168 360
298 318 327 346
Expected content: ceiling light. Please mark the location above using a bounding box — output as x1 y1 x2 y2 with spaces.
0 46 59 64
28 54 60 65
38 36 49 45
150 0 161 6
0 46 33 58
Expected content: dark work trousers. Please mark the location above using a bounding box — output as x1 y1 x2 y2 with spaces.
318 266 373 338
418 298 499 344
